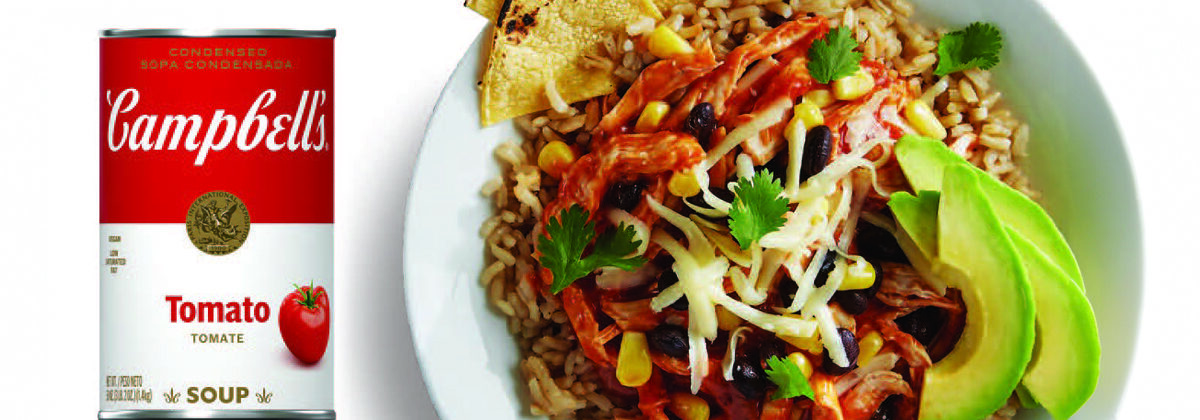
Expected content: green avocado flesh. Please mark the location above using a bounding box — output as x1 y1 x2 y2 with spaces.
1008 226 1101 420
891 135 1101 420
889 190 940 260
916 164 1036 420
894 135 1084 290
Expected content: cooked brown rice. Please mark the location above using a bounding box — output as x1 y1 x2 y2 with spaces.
480 0 1032 417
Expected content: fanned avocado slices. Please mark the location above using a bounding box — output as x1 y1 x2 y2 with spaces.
890 134 1101 420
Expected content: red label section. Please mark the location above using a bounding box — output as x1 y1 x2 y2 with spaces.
100 37 333 223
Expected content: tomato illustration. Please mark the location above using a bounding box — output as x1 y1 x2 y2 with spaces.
279 282 330 364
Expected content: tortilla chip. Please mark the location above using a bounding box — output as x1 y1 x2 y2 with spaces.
467 0 673 22
476 0 664 126
464 0 505 23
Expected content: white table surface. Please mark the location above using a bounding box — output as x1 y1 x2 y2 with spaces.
0 0 1194 418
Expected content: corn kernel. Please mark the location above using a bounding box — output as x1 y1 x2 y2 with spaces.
792 102 825 130
647 25 696 59
905 99 948 140
779 320 824 355
857 331 884 366
668 393 710 420
537 140 576 178
668 170 701 197
833 68 875 101
786 352 814 378
635 101 671 133
617 331 653 387
837 255 876 290
716 306 741 331
639 0 664 20
803 89 834 108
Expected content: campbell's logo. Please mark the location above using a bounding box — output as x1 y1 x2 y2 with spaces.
104 88 329 166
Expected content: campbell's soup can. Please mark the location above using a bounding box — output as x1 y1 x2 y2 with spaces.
99 29 334 419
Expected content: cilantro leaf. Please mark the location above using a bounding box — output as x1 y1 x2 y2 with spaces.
807 27 862 84
585 223 646 271
765 355 815 400
934 22 1002 76
538 204 647 294
729 169 789 249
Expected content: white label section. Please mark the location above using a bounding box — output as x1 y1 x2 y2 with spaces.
100 223 332 410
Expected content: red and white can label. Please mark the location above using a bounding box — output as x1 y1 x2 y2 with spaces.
99 35 333 412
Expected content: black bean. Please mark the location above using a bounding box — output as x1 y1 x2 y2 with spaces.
821 328 860 376
834 289 871 315
777 278 798 303
813 251 839 288
800 125 833 183
757 339 787 364
855 222 909 264
651 253 675 269
760 148 789 184
683 102 716 144
605 181 645 212
895 306 943 346
732 358 768 400
872 395 902 420
764 13 787 28
646 324 690 359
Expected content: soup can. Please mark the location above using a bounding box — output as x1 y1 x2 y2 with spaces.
99 29 335 419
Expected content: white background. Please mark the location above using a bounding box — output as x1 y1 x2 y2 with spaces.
0 0 1195 418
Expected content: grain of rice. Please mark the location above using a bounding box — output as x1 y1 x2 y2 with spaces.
715 8 731 28
958 78 980 103
667 12 686 30
673 3 699 15
907 52 936 74
979 134 1012 150
679 23 703 39
706 0 732 7
963 68 990 91
728 5 762 21
950 133 976 157
1013 124 1030 158
627 16 656 35
749 16 769 34
969 106 989 123
949 123 974 137
948 88 963 102
920 76 950 105
982 123 1011 138
614 66 638 83
766 2 792 17
979 91 1002 108
939 112 962 128
945 101 962 114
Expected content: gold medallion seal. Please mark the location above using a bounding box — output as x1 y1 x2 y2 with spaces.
186 191 250 256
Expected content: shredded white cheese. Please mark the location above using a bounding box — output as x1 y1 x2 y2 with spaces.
723 326 753 380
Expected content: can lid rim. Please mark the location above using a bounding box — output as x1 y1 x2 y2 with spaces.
101 29 336 38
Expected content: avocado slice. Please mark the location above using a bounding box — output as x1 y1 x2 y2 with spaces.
889 190 940 259
917 164 1037 420
1007 226 1101 419
894 135 1084 289
888 190 945 292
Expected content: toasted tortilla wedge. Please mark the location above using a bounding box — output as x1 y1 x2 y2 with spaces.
473 0 673 126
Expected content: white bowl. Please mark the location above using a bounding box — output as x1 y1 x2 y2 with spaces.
402 1 1142 418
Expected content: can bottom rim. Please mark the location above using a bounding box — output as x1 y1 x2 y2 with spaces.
99 410 334 419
